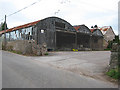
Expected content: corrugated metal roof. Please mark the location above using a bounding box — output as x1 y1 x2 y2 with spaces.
0 20 40 35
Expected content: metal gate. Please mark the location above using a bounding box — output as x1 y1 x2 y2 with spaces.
56 30 76 50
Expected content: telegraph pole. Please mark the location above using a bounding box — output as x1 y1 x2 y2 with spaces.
4 15 6 50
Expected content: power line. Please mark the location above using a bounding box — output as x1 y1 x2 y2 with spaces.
0 0 42 22
0 0 70 21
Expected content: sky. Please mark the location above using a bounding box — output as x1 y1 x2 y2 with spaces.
0 0 119 35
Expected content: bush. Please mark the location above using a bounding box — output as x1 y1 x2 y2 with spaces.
7 45 13 51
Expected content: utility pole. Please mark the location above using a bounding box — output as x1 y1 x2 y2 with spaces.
4 15 6 50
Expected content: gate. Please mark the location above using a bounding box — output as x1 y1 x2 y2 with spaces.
56 30 76 50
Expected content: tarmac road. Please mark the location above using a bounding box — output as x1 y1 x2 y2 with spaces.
2 51 118 88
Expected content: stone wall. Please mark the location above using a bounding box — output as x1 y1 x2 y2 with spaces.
3 40 47 56
109 43 119 69
103 39 108 49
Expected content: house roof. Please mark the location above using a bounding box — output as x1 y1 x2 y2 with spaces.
0 20 40 35
100 26 113 35
90 29 94 32
90 28 103 36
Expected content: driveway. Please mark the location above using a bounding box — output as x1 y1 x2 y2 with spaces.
30 51 112 82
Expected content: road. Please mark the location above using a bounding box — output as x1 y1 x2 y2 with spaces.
2 51 117 88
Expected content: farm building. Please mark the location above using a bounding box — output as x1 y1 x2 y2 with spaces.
74 25 104 50
100 26 115 42
0 17 77 54
90 28 104 50
0 17 104 55
100 26 115 49
74 25 91 50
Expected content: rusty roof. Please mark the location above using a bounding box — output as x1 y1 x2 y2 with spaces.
73 26 80 31
100 26 111 31
0 20 40 35
90 29 94 32
100 27 109 31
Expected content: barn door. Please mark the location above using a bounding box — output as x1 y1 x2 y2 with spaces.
56 30 76 50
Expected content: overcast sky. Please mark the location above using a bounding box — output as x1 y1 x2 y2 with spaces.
0 0 119 34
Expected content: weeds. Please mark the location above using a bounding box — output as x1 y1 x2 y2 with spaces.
106 67 120 79
44 52 49 55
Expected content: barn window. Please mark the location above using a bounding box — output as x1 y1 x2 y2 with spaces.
55 22 65 29
6 33 9 41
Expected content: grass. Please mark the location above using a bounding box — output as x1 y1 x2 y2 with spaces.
44 52 49 55
10 50 22 55
104 48 112 51
106 68 120 79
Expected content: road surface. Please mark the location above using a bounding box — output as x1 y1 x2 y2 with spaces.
2 51 118 88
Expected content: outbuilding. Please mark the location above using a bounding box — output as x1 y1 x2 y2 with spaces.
0 17 104 54
90 29 103 50
74 25 91 50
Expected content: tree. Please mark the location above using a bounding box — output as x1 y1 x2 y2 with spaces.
113 35 120 44
0 22 8 31
107 35 120 49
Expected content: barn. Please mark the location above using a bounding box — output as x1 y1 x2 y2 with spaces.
0 17 104 54
74 25 104 50
90 29 104 50
37 17 76 50
0 17 76 53
74 25 91 50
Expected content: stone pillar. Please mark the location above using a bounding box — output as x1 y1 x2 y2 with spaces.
109 43 119 70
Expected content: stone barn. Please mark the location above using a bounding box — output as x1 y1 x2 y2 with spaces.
37 17 76 50
0 17 76 54
0 17 104 54
90 29 103 50
74 25 91 50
